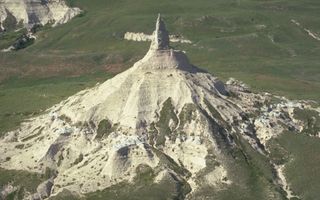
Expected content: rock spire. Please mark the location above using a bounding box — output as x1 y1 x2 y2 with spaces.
150 14 170 50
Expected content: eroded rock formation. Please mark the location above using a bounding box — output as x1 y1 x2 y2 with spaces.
0 15 318 199
0 0 81 31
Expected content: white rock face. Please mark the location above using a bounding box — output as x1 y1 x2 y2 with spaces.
0 15 318 198
124 28 192 44
124 32 153 42
0 5 7 30
0 0 81 30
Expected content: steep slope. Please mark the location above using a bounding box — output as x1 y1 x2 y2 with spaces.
0 0 81 31
0 15 319 200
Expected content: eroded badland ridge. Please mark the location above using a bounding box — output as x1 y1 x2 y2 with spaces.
0 0 81 51
0 0 81 30
0 15 319 200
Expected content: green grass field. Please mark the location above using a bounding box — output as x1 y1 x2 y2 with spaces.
268 132 320 200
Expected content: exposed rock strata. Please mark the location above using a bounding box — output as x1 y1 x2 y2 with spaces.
0 0 81 31
124 32 192 44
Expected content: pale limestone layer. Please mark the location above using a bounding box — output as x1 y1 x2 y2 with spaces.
0 0 81 30
124 32 192 44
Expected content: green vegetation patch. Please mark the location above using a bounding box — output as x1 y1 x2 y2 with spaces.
266 138 290 165
293 108 320 136
192 131 286 200
204 99 231 131
204 99 224 122
49 189 80 200
134 164 154 182
15 144 25 149
58 115 72 124
72 153 84 166
268 132 320 200
0 168 47 197
5 187 25 200
12 34 35 50
155 98 179 146
147 122 157 146
178 103 197 128
85 164 189 200
57 152 64 167
95 120 118 140
2 10 17 32
0 28 28 50
152 148 191 178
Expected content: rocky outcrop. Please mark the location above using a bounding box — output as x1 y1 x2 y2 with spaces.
124 32 192 44
2 31 36 52
0 15 318 199
0 0 81 31
33 178 54 199
150 14 170 50
124 15 191 44
0 6 7 31
124 32 153 42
